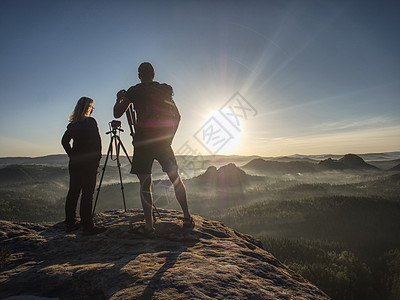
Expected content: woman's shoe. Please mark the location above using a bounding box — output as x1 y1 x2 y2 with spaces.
65 220 81 233
82 224 107 235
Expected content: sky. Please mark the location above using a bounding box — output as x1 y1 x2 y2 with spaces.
0 0 399 157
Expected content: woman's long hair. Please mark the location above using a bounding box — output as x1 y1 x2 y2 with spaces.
69 97 94 123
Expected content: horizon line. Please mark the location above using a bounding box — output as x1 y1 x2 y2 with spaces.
1 150 400 160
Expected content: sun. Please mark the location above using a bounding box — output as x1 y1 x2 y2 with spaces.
197 109 243 155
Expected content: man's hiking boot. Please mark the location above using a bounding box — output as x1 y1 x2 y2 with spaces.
183 216 195 229
131 224 156 239
82 224 107 236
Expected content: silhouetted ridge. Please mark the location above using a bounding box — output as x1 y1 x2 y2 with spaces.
194 163 250 186
339 154 370 168
0 165 67 184
388 164 400 172
0 154 68 167
218 163 247 177
389 173 400 182
242 158 316 173
203 165 218 176
318 158 342 170
318 154 379 170
242 158 266 170
0 165 33 183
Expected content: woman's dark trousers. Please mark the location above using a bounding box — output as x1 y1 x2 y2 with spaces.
65 159 98 229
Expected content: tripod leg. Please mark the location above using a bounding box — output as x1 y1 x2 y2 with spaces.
93 137 113 215
153 204 161 221
117 136 132 165
116 140 127 212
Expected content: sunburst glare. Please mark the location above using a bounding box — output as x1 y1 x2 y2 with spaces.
196 109 243 155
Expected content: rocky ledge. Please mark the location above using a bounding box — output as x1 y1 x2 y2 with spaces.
0 209 329 299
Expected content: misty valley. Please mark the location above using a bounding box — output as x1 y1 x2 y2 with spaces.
1 152 400 299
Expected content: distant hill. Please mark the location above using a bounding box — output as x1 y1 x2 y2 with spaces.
318 154 379 171
273 156 320 164
288 153 343 160
1 151 399 174
390 173 400 181
191 163 255 187
0 154 69 167
357 151 400 161
242 154 382 173
288 151 400 162
242 158 316 173
186 163 261 205
388 164 400 172
0 165 67 184
367 159 400 170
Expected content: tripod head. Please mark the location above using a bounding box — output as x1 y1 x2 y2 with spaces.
106 120 124 135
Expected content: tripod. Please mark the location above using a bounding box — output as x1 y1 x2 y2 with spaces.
93 121 131 214
93 114 161 220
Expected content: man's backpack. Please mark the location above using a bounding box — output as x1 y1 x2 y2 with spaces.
134 82 181 143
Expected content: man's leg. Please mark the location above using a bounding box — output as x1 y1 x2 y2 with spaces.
157 144 191 220
167 171 191 219
137 174 154 230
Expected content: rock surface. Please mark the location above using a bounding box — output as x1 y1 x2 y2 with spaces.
0 209 329 299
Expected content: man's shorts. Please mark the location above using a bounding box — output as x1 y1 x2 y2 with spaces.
130 143 178 175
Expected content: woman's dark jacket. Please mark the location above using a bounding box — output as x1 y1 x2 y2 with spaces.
61 117 102 163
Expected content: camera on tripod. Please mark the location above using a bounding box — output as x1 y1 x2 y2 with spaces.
110 120 122 129
107 120 123 135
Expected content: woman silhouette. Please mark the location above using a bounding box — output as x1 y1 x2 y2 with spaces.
62 97 106 235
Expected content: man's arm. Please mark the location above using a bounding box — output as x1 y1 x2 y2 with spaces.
113 89 131 118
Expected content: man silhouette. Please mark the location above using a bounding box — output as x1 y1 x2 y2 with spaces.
114 62 194 236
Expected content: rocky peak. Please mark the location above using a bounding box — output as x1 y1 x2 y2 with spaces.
319 154 378 170
194 163 249 186
219 162 245 173
0 210 329 299
203 165 218 175
242 158 267 170
339 154 367 167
